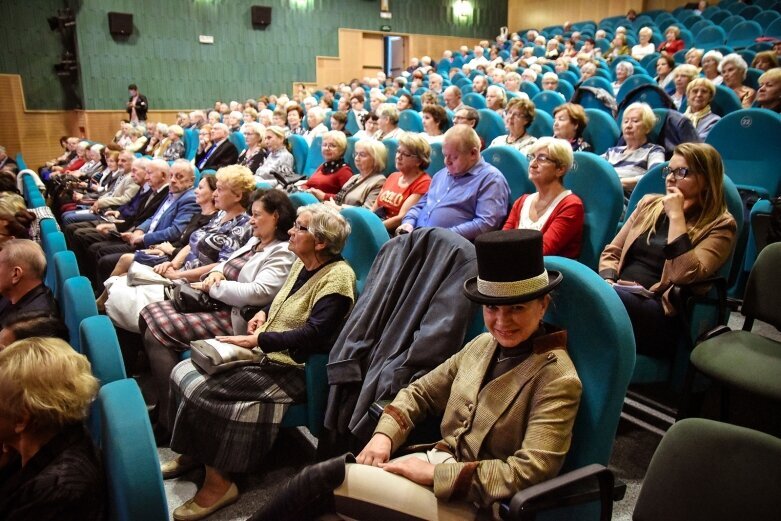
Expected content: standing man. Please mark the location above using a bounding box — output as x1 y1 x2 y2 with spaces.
127 83 149 123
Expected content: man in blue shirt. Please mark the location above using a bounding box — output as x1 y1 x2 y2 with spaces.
398 126 510 241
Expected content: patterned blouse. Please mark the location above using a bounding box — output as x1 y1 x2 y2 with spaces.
182 211 252 270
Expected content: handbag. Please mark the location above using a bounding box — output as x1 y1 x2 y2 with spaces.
189 338 264 375
165 284 226 313
127 261 174 286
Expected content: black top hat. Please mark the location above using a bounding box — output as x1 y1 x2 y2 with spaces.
463 229 562 305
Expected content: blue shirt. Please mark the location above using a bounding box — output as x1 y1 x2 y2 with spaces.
147 189 181 232
402 158 510 241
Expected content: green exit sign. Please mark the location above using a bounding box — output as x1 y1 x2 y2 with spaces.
380 25 391 32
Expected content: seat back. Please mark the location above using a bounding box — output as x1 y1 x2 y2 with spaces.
581 76 614 92
303 135 324 177
582 108 621 155
634 418 781 521
96 379 169 521
481 145 535 202
288 134 309 174
727 20 763 48
520 80 542 98
340 207 390 295
53 250 80 304
543 257 635 474
476 109 508 146
706 108 781 198
61 276 99 353
710 84 743 116
344 135 360 173
565 153 624 270
80 316 127 385
381 139 399 176
766 16 781 38
463 92 487 109
616 75 656 105
427 141 445 175
398 110 424 132
289 191 319 209
527 110 554 138
228 131 247 153
184 128 199 160
742 242 781 330
556 80 575 100
532 91 567 116
346 110 361 135
695 25 728 49
41 230 67 290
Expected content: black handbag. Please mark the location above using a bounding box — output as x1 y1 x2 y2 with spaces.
165 284 226 313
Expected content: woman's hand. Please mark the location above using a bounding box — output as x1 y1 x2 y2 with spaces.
104 210 120 218
662 186 686 220
215 334 258 349
73 192 83 201
380 458 435 486
201 272 226 293
156 241 176 256
143 248 165 256
247 310 267 334
307 188 326 201
356 433 392 466
324 199 341 210
153 261 177 276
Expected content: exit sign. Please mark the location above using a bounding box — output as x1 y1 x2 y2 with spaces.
380 24 391 32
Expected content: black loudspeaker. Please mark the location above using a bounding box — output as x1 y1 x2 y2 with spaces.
251 6 272 29
108 12 133 36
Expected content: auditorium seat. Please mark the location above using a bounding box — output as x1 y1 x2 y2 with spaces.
53 250 80 304
475 109 507 146
532 90 567 116
582 108 621 155
481 145 534 202
398 110 424 132
61 276 98 353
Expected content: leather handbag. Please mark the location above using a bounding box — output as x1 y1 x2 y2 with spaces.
165 284 225 313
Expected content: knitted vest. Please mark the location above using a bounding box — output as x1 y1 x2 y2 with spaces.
260 259 355 366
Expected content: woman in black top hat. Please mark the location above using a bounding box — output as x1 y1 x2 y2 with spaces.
250 229 583 521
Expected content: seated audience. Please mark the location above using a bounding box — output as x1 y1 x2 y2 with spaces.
612 60 634 96
398 125 510 240
420 104 447 143
0 337 106 520
0 311 69 348
685 48 703 68
503 137 584 258
602 102 665 194
0 147 17 175
751 51 778 72
443 86 466 113
156 204 353 519
287 105 306 137
330 111 351 137
328 139 386 209
541 72 559 92
349 93 368 129
0 239 56 320
305 107 329 144
373 104 405 141
372 133 431 232
632 27 656 61
124 126 148 153
599 143 737 357
396 93 414 112
255 126 297 185
655 55 676 93
720 53 756 108
0 194 35 243
145 123 171 158
757 68 781 113
683 78 721 140
238 122 267 173
504 71 522 93
353 112 379 139
303 130 354 201
485 85 507 114
252 229 581 521
670 64 699 110
197 123 239 171
701 50 723 85
552 103 592 152
606 34 630 63
491 97 538 153
195 124 213 163
658 25 684 56
162 124 185 161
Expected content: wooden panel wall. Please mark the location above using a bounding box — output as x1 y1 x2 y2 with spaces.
508 0 645 30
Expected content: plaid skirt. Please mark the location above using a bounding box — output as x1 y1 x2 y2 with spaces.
139 300 233 352
167 359 306 473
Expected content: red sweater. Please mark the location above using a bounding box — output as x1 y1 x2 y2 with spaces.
502 193 584 259
303 164 353 200
658 39 684 55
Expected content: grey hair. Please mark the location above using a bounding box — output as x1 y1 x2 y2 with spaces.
297 203 351 257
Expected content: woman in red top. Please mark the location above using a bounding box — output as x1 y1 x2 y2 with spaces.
658 25 685 57
371 133 432 232
503 137 584 259
304 130 354 201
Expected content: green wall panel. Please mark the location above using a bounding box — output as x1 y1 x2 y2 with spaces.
2 0 507 110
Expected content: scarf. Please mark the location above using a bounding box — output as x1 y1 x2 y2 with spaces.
684 105 712 129
321 159 347 175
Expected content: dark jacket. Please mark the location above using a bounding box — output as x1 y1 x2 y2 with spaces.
324 227 479 440
126 93 149 121
117 185 170 233
0 284 58 323
198 140 239 171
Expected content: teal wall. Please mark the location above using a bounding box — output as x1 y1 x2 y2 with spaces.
1 0 507 110
0 0 80 109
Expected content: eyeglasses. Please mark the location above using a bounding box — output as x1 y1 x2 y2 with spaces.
396 150 415 159
292 221 310 233
322 142 339 149
662 166 691 180
526 154 558 165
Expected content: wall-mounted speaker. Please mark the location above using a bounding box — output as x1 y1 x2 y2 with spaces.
251 6 272 29
108 12 133 36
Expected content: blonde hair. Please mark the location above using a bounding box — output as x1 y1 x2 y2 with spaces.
322 130 348 155
298 203 351 257
0 337 98 431
376 103 400 125
354 139 387 175
622 102 657 134
530 137 574 174
553 102 589 139
686 77 716 98
398 133 432 169
168 124 184 137
673 64 699 80
634 142 728 242
216 165 257 207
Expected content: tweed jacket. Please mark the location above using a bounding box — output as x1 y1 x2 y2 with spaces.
96 172 140 209
599 194 737 315
374 330 582 508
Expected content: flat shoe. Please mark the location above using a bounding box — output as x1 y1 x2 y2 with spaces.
173 482 239 521
160 457 201 480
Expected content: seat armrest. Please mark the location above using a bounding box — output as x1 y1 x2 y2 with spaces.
696 325 732 343
499 464 620 521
